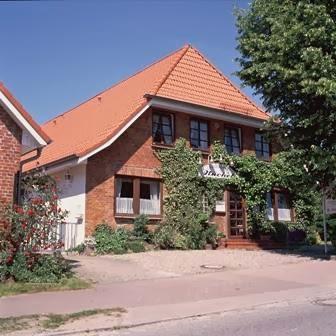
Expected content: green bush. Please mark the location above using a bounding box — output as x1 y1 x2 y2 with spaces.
93 224 129 254
31 254 71 283
154 212 222 250
153 225 172 249
5 253 71 283
68 243 86 254
133 215 152 242
270 222 288 243
127 240 146 253
9 253 32 282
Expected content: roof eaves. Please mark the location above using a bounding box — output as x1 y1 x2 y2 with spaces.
77 101 152 163
0 82 51 144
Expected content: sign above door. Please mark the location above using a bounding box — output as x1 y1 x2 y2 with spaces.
199 163 235 179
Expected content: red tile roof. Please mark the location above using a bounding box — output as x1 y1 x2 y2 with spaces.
23 45 268 171
0 82 51 144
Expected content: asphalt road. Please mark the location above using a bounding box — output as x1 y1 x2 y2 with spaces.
108 299 336 336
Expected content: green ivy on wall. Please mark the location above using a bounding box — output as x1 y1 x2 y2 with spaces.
155 138 320 247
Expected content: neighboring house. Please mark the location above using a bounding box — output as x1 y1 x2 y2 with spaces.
0 83 49 211
23 45 293 248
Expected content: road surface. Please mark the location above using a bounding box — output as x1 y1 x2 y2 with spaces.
108 299 336 336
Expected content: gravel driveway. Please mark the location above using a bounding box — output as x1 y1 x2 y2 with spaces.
67 249 318 284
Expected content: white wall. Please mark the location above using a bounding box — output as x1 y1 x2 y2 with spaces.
53 164 87 249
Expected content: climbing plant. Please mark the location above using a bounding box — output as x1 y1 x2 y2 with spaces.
155 138 320 247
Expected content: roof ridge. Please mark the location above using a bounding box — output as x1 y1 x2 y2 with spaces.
43 44 190 126
189 46 267 116
153 44 190 95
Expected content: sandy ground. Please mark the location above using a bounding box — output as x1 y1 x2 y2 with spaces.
67 249 316 284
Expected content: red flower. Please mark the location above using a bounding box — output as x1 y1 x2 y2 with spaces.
27 209 35 216
15 207 24 215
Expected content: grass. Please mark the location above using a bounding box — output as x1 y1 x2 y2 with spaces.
0 308 127 333
0 314 39 333
40 308 126 329
0 276 91 297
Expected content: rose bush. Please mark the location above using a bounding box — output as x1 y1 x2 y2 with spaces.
0 172 69 282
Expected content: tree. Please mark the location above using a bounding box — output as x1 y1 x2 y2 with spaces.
236 0 336 189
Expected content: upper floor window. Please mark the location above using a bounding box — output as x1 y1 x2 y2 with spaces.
190 119 209 150
255 132 270 160
152 113 173 145
224 127 241 154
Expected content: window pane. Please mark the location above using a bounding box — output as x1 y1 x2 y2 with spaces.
256 141 262 151
200 141 208 149
161 116 170 126
263 152 270 160
232 137 239 149
232 146 240 154
190 138 199 148
255 133 262 142
263 143 269 153
120 181 133 198
162 124 172 136
200 130 208 141
190 129 199 140
140 183 151 200
163 135 173 145
200 122 208 131
278 193 289 209
224 128 240 154
140 180 160 215
191 120 199 129
231 128 239 139
152 113 173 144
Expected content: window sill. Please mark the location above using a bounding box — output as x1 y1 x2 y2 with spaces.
152 143 174 150
115 214 162 220
191 147 210 155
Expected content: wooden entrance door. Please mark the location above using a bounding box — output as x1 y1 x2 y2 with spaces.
228 192 245 237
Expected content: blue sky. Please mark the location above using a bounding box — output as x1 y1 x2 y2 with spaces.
1 0 256 124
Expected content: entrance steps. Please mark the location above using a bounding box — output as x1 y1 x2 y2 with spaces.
219 238 285 250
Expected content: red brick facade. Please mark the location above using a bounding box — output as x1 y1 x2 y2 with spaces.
85 108 261 236
0 105 22 206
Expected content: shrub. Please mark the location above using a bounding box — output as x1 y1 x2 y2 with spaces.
93 224 129 254
127 240 146 253
154 211 221 250
4 252 71 283
0 172 68 282
31 254 71 283
68 243 86 254
269 222 288 243
133 215 151 242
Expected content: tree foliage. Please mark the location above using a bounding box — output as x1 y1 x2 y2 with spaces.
236 0 336 188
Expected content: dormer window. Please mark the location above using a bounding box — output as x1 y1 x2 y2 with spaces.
152 112 173 145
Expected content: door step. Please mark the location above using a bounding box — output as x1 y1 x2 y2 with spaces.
218 238 285 250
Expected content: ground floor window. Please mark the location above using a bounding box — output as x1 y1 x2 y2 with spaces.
266 191 292 222
116 177 161 216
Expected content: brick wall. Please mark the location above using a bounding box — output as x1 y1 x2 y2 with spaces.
85 108 259 235
0 105 22 208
